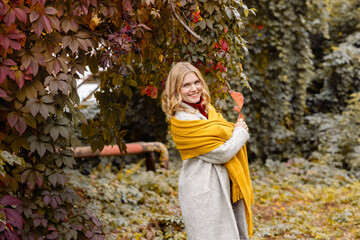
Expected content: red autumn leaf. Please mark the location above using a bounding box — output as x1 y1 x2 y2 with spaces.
3 207 24 229
32 0 46 6
220 39 229 52
0 29 25 51
3 208 24 229
3 59 16 65
69 39 79 53
0 27 25 59
19 46 45 76
14 70 25 89
43 7 58 15
0 59 16 83
0 195 22 206
14 116 27 136
30 7 60 37
12 6 30 24
48 225 57 231
124 0 133 11
21 168 32 183
7 37 19 50
44 195 51 205
72 2 89 16
61 18 79 33
48 15 60 31
34 171 43 187
26 171 36 190
7 112 19 128
3 9 15 26
21 54 31 69
7 29 26 40
40 15 52 33
1 3 30 26
34 218 41 227
29 11 39 22
4 228 18 239
50 197 59 208
0 88 7 98
230 91 244 119
7 111 27 135
53 59 61 75
231 91 244 109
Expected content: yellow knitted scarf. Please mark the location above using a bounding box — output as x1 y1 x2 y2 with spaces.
170 104 254 237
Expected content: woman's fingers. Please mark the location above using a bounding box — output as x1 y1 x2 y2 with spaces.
235 118 249 131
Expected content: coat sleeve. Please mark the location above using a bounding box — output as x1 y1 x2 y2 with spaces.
197 127 250 164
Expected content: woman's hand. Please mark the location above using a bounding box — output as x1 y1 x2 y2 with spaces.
234 118 249 131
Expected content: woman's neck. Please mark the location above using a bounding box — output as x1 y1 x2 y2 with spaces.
183 97 208 118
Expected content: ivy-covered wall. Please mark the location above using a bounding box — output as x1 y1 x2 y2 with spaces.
228 0 360 169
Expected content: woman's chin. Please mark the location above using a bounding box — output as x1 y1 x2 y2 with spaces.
188 97 200 103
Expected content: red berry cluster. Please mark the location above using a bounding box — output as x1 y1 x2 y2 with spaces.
188 10 201 23
194 59 203 68
215 62 227 72
141 85 158 99
249 24 265 30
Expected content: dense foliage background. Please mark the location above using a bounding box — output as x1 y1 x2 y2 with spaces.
0 0 359 239
237 0 360 170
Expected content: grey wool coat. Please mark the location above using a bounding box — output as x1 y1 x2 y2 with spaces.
174 103 251 240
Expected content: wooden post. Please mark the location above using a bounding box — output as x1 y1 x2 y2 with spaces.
145 152 156 171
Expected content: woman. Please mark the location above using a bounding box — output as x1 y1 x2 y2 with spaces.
162 62 254 240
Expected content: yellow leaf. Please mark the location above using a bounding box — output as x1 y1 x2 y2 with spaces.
183 35 189 45
238 63 243 71
159 54 164 62
244 8 249 17
90 15 100 31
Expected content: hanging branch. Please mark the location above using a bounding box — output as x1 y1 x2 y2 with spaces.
170 1 205 43
171 11 176 43
225 80 233 93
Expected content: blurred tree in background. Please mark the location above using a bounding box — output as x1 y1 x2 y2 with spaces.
225 0 360 171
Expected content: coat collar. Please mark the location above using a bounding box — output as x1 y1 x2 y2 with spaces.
180 102 208 120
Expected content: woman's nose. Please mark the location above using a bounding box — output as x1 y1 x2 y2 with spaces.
191 84 197 90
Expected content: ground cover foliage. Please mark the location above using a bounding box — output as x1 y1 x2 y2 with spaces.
66 158 360 239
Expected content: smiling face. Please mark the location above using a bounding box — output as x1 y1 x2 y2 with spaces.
180 72 203 104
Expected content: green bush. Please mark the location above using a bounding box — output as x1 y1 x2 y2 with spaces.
65 159 186 239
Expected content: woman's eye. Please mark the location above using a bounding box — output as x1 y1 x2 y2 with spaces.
183 84 188 87
195 80 200 84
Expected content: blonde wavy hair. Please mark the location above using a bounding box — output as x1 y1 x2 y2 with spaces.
161 62 211 116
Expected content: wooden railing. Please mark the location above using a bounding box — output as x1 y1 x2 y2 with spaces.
73 142 168 171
